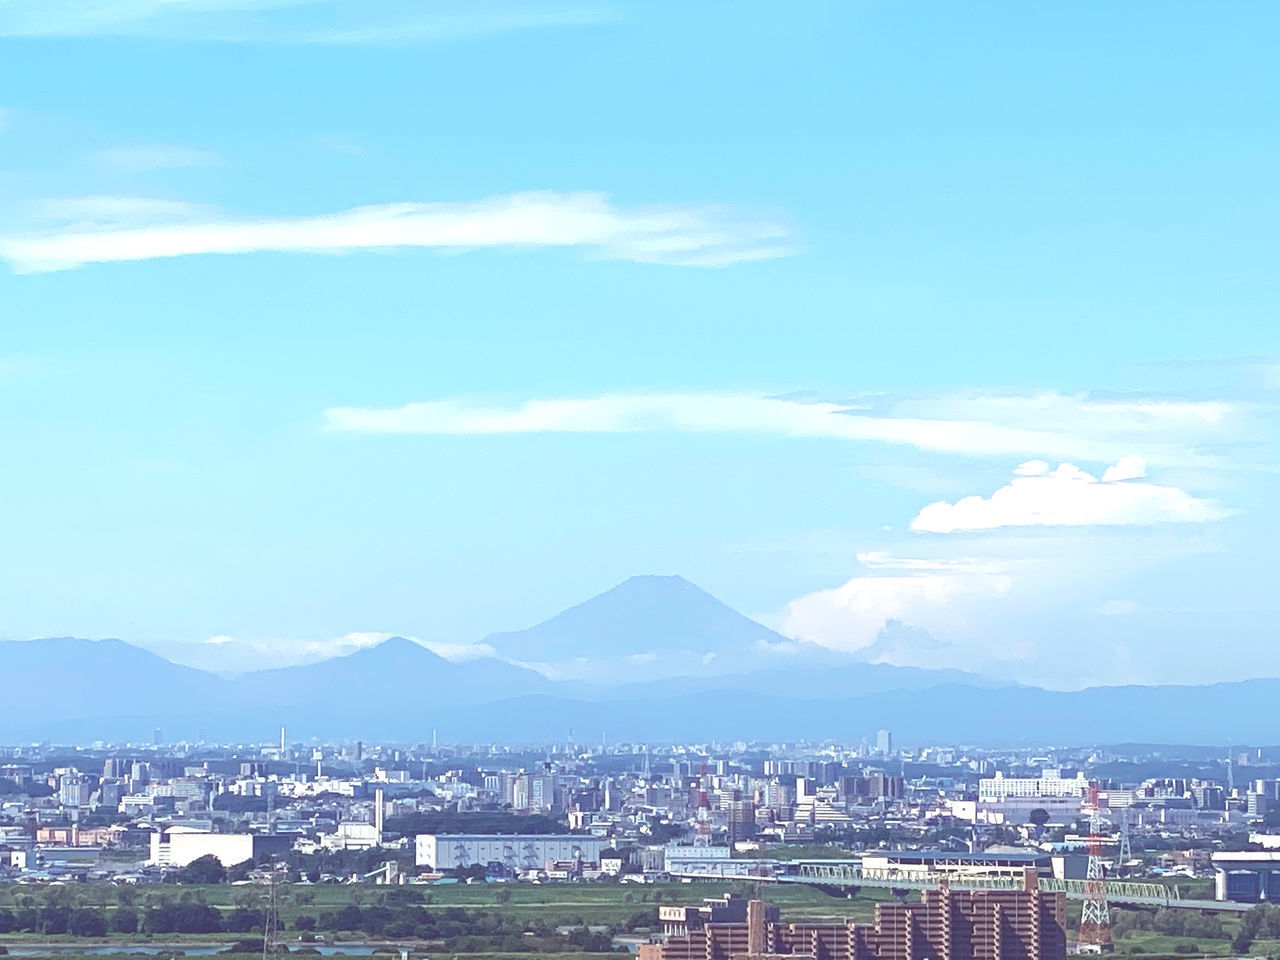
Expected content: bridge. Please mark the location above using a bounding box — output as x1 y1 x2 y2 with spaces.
665 858 1245 913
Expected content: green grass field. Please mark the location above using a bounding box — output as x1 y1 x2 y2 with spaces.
0 880 895 945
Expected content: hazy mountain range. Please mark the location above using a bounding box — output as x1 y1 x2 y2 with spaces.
3 575 1275 745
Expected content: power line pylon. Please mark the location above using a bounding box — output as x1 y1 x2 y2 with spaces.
1078 784 1114 953
262 858 281 960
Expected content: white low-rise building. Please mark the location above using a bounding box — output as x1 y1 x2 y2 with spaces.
415 834 603 872
149 828 254 867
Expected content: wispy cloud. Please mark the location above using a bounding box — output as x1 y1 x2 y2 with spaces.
0 0 618 42
296 4 618 45
144 631 495 674
324 390 1236 467
0 107 13 133
0 191 792 273
910 457 1236 533
33 195 214 227
94 144 218 173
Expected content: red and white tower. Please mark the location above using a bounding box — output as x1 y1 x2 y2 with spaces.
1078 784 1114 953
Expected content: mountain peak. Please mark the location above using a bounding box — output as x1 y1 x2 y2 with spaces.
362 635 439 658
486 574 781 665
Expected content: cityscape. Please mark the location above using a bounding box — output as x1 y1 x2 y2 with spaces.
6 730 1280 958
3 3 1279 960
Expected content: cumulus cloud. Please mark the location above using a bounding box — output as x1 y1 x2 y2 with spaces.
910 457 1236 533
326 391 1234 467
776 559 1014 657
94 144 218 172
857 619 951 664
0 191 792 273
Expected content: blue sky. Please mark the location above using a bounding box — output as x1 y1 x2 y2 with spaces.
0 0 1276 687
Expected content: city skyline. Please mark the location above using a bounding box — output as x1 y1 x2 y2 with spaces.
2 1 1278 689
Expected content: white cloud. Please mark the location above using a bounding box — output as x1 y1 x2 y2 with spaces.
0 0 615 41
419 639 498 662
0 191 792 273
855 551 1008 573
776 560 1014 657
1101 455 1146 482
325 391 1233 467
0 107 13 133
94 144 218 172
910 458 1236 533
33 195 213 228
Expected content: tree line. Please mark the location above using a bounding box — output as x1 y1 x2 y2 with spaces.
0 893 629 953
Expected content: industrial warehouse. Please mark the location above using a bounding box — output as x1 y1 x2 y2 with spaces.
414 833 606 874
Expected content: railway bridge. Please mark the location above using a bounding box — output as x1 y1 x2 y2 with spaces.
666 858 1244 913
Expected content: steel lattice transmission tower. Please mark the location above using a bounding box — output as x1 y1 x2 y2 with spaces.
261 857 283 960
1117 813 1132 866
1078 784 1114 953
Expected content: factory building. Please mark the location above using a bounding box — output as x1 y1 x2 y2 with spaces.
148 827 290 867
415 833 604 874
641 881 1066 960
978 770 1089 800
1212 852 1280 902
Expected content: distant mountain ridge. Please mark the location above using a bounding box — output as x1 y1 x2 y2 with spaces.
3 576 1277 744
233 635 550 707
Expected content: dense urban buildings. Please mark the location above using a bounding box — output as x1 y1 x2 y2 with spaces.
641 884 1067 960
4 731 1280 916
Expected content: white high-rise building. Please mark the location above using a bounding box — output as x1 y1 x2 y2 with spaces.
876 729 894 758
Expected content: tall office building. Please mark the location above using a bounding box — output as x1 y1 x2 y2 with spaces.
876 729 893 758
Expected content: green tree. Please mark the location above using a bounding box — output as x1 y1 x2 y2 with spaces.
176 854 228 885
68 909 108 937
1232 904 1265 954
228 859 254 883
226 908 262 933
112 907 139 934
